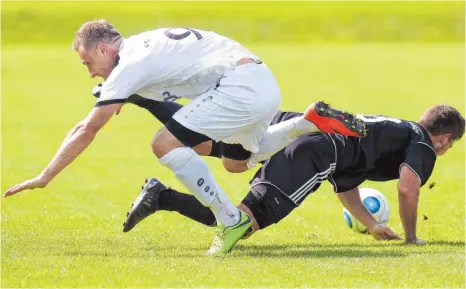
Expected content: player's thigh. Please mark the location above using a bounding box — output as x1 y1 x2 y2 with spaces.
241 183 297 230
164 101 212 149
217 63 282 152
192 141 213 156
151 126 187 158
153 123 214 157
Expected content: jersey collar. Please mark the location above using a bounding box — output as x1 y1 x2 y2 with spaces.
114 38 125 67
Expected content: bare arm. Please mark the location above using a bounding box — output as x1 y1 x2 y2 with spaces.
338 187 402 241
337 187 378 230
398 165 423 244
4 103 123 197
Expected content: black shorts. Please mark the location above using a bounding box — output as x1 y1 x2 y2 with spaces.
166 118 252 160
241 182 297 229
251 133 337 205
165 118 211 147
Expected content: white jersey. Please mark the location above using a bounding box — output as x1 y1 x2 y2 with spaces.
96 28 259 106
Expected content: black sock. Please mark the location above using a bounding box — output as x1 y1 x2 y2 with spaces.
209 141 222 158
158 189 217 227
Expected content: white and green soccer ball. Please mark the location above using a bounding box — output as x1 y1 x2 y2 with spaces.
343 188 390 234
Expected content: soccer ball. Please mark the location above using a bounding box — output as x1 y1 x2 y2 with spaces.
343 188 390 234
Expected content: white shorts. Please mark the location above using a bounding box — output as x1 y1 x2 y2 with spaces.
172 62 281 153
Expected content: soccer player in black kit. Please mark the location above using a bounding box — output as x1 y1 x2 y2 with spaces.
110 85 463 245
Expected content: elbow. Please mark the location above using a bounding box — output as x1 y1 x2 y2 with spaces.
336 192 344 202
397 184 419 198
80 124 99 138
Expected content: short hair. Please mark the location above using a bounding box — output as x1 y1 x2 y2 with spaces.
72 19 122 51
419 104 465 141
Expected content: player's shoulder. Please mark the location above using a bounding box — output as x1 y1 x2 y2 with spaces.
358 114 409 135
114 33 160 67
406 122 436 155
405 121 432 143
387 119 436 154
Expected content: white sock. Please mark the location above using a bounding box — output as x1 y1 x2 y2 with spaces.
159 147 240 226
247 116 318 169
210 195 240 227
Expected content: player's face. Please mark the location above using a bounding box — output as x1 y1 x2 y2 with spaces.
78 44 115 80
435 136 454 156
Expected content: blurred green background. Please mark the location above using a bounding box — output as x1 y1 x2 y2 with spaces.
1 1 465 288
2 1 464 45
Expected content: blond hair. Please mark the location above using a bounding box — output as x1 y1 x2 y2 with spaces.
72 19 122 51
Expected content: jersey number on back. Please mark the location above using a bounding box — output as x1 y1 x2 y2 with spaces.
357 114 401 124
162 91 181 102
164 28 203 40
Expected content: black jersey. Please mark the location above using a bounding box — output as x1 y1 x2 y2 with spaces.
251 112 338 205
250 112 437 204
127 99 438 197
329 115 437 192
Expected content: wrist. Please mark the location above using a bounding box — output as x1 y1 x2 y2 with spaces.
39 171 53 184
367 221 380 232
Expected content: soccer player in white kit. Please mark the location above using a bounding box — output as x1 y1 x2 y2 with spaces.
4 20 366 255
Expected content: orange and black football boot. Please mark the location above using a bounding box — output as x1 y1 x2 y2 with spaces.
304 101 367 137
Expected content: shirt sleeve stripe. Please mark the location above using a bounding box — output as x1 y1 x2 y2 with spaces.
417 142 437 157
95 99 126 107
399 163 422 183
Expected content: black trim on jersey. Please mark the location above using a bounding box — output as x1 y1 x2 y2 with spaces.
92 83 103 98
165 118 211 147
94 99 126 107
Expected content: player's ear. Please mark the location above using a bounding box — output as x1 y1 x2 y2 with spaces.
442 133 452 144
97 43 107 55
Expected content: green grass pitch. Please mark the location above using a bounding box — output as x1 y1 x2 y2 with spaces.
2 43 464 288
1 1 465 287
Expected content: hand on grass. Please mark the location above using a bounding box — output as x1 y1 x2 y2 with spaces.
369 224 403 241
4 175 50 197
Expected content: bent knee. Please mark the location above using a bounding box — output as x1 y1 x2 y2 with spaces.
151 128 184 158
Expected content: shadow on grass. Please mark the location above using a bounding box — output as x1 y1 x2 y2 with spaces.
229 243 407 258
427 240 465 247
61 245 406 259
278 240 465 248
59 240 464 259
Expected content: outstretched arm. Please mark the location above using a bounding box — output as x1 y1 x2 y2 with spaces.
4 103 123 197
398 165 425 244
338 187 402 241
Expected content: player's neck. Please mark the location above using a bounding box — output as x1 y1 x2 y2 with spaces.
424 130 452 156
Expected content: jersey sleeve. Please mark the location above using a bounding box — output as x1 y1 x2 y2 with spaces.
95 56 157 107
400 143 437 186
